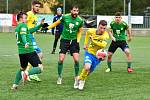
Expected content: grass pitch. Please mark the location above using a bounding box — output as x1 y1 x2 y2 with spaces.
0 32 150 100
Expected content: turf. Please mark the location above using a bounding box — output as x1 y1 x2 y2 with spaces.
0 32 150 100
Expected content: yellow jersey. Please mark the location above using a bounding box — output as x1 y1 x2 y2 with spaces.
26 11 38 30
84 28 109 55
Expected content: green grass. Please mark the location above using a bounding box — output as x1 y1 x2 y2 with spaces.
0 32 150 100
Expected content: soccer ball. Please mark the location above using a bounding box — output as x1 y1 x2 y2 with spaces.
96 49 107 60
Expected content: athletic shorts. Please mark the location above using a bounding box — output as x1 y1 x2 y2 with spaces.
19 51 42 69
30 34 42 54
59 39 80 56
108 40 129 53
84 51 101 73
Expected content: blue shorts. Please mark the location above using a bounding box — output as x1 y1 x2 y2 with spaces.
84 51 101 73
30 34 42 54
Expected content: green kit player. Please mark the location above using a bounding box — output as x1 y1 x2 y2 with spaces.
46 5 83 88
105 12 133 73
11 12 44 90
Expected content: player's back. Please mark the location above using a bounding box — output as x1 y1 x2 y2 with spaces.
15 23 34 54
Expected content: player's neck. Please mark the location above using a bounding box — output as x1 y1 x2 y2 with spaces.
31 9 36 14
96 30 103 35
18 21 24 24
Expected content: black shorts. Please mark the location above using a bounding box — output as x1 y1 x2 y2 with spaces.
59 39 80 56
108 40 129 53
19 51 42 69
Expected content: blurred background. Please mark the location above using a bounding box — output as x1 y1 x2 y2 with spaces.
0 0 150 35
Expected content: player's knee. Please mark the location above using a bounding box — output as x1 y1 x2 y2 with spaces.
84 65 90 72
108 52 113 59
59 57 65 62
38 64 43 72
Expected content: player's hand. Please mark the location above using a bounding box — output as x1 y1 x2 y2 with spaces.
83 45 88 50
25 43 29 48
41 18 45 24
127 37 132 42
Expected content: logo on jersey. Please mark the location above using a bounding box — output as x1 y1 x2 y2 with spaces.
69 23 74 29
76 22 79 25
21 28 27 31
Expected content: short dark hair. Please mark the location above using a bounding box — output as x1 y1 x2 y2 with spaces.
17 12 27 21
99 20 107 26
70 5 79 10
115 12 121 16
32 0 41 5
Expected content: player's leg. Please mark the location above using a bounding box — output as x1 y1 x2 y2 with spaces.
57 39 68 84
72 53 80 88
27 52 43 76
121 42 133 72
29 37 42 81
11 54 28 90
18 52 43 85
70 40 80 88
51 32 60 54
106 41 118 72
78 52 95 90
78 52 101 90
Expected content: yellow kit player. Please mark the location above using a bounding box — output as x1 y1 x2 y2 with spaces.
77 20 109 90
26 0 43 81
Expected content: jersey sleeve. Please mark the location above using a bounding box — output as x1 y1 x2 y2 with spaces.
79 18 84 28
51 17 56 34
123 21 129 30
29 24 43 33
20 24 28 34
20 24 28 44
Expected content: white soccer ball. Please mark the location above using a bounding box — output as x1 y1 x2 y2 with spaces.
96 49 107 60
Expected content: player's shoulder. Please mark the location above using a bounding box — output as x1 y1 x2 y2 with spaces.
121 21 128 26
18 23 27 27
77 15 83 21
103 31 109 35
110 21 115 25
27 11 33 15
15 23 27 32
87 28 96 34
63 13 71 17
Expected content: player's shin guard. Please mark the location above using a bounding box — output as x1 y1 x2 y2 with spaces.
28 67 41 75
14 69 22 85
74 62 79 76
58 61 63 78
79 68 89 81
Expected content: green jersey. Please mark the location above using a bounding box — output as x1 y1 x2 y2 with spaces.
15 23 34 54
60 13 83 40
110 21 128 41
